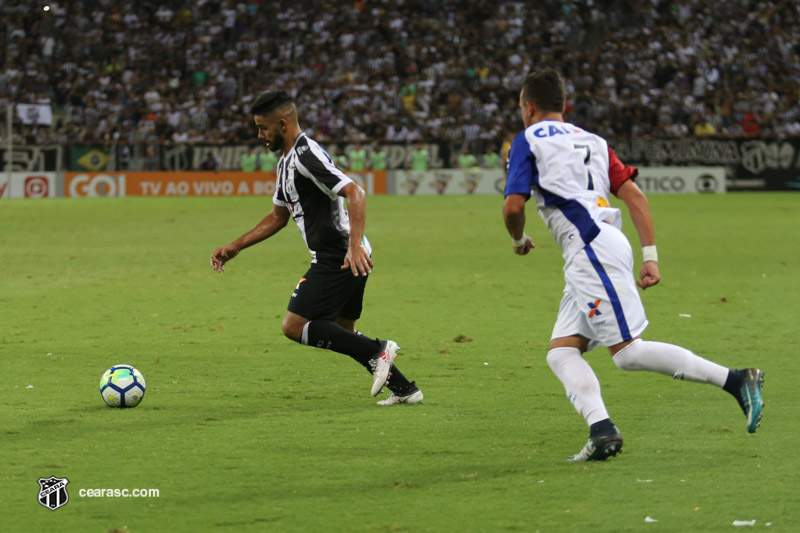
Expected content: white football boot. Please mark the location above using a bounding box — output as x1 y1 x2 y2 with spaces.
369 340 399 396
377 386 423 406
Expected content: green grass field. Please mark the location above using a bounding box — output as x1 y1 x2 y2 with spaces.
2 193 798 532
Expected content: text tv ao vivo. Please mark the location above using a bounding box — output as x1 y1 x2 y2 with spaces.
65 171 387 197
65 172 277 197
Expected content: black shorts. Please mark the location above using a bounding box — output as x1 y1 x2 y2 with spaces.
287 262 369 321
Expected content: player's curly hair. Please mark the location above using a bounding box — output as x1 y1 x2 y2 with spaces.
251 91 295 116
522 69 565 113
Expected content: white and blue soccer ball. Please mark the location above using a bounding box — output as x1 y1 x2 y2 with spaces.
99 365 146 408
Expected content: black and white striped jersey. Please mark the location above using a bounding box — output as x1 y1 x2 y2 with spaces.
274 132 372 265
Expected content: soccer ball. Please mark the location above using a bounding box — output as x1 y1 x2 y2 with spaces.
99 365 146 408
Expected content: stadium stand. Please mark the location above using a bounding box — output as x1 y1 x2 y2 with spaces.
1 0 798 149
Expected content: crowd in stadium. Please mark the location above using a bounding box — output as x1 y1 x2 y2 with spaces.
2 0 799 147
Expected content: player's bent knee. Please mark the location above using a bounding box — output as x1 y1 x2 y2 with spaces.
281 316 304 342
611 338 643 371
545 349 563 369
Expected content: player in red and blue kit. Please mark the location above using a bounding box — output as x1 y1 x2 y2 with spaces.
503 69 764 461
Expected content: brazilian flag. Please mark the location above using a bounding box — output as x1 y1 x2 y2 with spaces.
70 147 110 171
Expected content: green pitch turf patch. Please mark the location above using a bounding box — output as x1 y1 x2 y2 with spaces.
1 194 798 532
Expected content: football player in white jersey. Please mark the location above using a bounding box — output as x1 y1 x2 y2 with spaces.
503 69 764 461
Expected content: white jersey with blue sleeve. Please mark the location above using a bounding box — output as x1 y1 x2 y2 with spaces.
505 120 635 260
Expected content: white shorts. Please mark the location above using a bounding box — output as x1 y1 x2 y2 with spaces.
551 224 648 351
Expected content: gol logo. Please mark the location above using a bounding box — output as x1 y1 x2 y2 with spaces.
67 174 126 197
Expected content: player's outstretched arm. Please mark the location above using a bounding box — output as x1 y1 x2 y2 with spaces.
503 193 535 255
339 182 374 277
210 204 290 272
616 180 660 289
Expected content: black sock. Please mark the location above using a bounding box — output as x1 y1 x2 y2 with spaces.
385 365 413 394
305 321 381 367
723 369 747 413
589 418 616 438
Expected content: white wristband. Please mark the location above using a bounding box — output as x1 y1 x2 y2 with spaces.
642 245 658 263
512 234 529 247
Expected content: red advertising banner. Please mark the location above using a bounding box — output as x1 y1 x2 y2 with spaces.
65 171 276 197
65 171 386 197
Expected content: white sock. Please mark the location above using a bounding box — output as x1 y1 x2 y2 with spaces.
612 339 728 387
546 347 610 426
